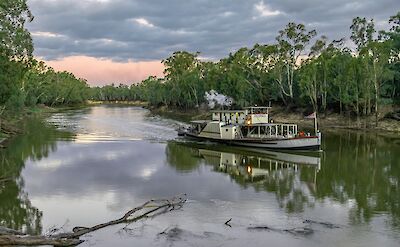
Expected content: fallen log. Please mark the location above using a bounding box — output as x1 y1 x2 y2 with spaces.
247 225 314 236
303 219 340 229
0 235 83 246
0 226 24 236
0 194 186 246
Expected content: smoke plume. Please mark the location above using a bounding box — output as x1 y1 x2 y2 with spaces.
204 90 233 109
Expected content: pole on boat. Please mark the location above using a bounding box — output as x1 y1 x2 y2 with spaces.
314 112 318 136
305 112 318 136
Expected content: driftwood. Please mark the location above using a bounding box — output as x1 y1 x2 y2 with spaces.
0 226 24 235
303 219 340 229
247 225 314 236
0 194 187 246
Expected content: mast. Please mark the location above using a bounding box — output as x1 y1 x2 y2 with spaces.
314 112 318 136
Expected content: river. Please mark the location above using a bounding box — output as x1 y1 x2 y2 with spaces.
1 105 399 246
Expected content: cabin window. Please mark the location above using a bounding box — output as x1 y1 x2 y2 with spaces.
225 129 228 132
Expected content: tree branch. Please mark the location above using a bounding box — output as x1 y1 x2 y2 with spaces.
0 194 187 246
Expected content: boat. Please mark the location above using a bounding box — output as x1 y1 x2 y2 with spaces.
178 106 321 150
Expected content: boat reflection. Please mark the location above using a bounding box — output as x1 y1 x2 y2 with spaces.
196 145 320 185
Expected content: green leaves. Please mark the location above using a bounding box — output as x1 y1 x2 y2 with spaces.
0 0 33 60
350 17 376 52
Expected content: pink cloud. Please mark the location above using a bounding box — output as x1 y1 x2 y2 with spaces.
42 56 164 86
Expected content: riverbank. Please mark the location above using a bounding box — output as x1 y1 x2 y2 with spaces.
0 105 64 147
1 102 398 149
86 100 149 106
148 105 400 133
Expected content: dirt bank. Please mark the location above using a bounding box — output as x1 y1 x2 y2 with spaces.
148 105 400 133
0 105 60 147
268 106 400 133
86 100 149 106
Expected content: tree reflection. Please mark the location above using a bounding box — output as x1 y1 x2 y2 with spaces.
165 142 202 172
316 131 400 227
166 132 400 229
0 117 74 234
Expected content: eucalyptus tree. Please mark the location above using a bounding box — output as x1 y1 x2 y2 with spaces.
350 17 376 116
383 12 400 104
367 41 392 125
275 22 317 102
140 76 166 106
216 48 264 107
306 37 346 113
22 60 50 106
351 17 394 125
328 48 354 114
299 59 319 113
0 0 33 107
308 36 329 113
162 51 202 108
0 0 33 60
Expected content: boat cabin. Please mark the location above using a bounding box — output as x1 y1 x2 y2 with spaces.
211 110 247 124
189 106 299 140
244 106 271 125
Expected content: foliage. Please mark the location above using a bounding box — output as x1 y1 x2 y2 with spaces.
91 12 399 120
1 0 399 120
0 1 88 112
0 0 33 60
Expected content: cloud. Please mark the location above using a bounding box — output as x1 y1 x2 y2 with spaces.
132 18 156 28
26 0 399 82
254 1 282 17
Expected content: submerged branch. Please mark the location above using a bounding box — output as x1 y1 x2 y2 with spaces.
224 218 232 227
0 194 187 246
0 177 12 184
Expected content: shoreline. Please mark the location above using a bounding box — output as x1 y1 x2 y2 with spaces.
148 104 400 133
1 102 399 148
0 105 62 148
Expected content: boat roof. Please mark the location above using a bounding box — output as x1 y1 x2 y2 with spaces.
244 106 272 109
190 120 211 124
210 110 247 113
249 123 297 126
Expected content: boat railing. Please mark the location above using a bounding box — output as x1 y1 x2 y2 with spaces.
245 123 298 139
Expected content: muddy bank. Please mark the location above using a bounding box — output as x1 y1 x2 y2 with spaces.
0 105 61 147
87 100 149 106
270 107 400 133
148 105 400 133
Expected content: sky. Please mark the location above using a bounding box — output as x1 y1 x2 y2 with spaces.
27 0 400 86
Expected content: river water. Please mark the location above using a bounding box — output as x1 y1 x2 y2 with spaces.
1 105 399 246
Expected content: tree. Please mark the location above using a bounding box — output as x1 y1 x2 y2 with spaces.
350 17 375 51
275 22 317 101
351 17 393 126
250 44 282 103
299 60 319 113
162 51 202 108
0 0 33 60
350 17 374 117
0 0 33 109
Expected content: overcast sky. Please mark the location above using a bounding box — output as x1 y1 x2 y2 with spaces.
26 0 400 85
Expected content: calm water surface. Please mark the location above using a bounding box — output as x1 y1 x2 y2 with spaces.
1 105 399 246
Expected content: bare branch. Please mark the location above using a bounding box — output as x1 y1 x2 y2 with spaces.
0 194 187 246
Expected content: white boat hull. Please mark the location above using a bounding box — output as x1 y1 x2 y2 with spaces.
185 133 321 150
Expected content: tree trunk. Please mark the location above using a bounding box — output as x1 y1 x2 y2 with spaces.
339 86 342 115
373 62 379 127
